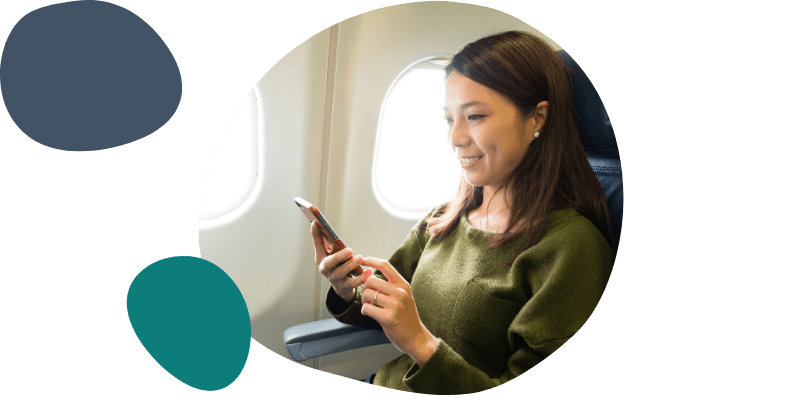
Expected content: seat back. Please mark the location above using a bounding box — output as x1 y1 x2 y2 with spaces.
557 51 623 254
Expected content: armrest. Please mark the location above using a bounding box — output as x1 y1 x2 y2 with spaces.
283 318 390 362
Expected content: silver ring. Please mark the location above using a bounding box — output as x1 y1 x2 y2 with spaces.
373 291 379 307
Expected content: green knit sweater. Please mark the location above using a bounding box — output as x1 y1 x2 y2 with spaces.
326 207 614 394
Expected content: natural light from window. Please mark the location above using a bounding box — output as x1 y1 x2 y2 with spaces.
373 63 461 219
200 90 258 219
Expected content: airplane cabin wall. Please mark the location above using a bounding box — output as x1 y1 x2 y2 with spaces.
199 1 564 382
199 28 333 367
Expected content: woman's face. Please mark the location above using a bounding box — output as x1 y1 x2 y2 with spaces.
444 71 542 192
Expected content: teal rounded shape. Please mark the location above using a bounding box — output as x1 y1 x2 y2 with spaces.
127 256 250 391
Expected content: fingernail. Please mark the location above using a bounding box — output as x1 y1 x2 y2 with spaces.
344 249 352 258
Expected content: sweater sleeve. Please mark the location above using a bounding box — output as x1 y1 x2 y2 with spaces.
402 215 614 394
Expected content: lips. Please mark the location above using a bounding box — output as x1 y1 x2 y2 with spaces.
459 156 483 164
459 155 484 167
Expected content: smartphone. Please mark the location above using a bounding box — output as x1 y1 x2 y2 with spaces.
294 197 363 278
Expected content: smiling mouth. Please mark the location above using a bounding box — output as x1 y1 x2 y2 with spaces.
459 155 484 165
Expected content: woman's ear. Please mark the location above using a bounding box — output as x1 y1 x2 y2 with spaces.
526 100 549 138
533 100 548 129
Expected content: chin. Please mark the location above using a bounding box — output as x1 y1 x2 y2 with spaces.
462 174 485 188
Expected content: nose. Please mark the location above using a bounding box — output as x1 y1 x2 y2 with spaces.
448 118 469 148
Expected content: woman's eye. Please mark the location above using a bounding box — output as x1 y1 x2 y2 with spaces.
443 115 482 124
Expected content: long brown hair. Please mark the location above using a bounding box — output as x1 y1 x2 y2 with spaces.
426 31 612 253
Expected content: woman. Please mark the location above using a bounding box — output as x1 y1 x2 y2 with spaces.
310 30 614 394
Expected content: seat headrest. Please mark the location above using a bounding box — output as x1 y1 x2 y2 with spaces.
557 51 618 159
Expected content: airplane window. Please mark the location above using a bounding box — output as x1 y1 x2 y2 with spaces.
200 89 258 219
373 59 460 219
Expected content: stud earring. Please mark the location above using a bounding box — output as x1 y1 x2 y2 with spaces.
534 131 540 138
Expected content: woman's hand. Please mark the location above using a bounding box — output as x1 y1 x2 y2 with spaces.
359 257 439 366
310 220 372 304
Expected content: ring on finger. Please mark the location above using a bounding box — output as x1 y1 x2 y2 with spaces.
373 290 379 307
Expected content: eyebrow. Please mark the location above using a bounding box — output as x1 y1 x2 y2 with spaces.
443 101 488 111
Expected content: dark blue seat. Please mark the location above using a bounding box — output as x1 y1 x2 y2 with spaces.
283 50 623 361
558 50 623 254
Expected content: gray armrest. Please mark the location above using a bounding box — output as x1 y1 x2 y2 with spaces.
283 318 390 362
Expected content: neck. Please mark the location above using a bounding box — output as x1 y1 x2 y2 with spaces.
481 184 511 211
470 184 514 233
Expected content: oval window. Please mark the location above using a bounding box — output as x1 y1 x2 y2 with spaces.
373 57 460 219
200 89 258 219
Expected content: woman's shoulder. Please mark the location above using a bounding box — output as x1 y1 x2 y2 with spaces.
419 201 450 225
430 201 451 218
413 201 451 230
526 208 613 261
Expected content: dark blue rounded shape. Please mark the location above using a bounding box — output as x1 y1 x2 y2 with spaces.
0 1 182 151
